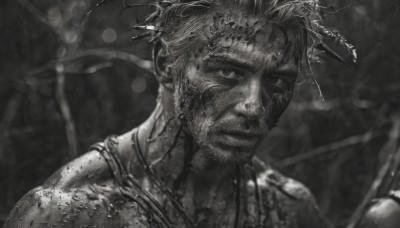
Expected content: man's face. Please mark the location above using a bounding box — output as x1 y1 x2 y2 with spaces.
173 6 298 164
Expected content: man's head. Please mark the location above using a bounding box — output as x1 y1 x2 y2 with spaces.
146 0 321 164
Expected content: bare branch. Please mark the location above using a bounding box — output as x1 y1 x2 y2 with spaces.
346 118 400 228
280 131 379 167
55 63 79 158
27 48 153 79
62 48 153 74
64 61 113 74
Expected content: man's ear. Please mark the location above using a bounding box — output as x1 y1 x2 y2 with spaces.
153 41 174 89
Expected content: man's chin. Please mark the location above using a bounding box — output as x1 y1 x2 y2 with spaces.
202 143 256 165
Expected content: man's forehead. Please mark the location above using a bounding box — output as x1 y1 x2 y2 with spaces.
193 6 294 70
203 46 297 72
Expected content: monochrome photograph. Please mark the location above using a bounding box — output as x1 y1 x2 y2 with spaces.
0 0 399 227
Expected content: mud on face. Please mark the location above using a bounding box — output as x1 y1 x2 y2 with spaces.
170 5 298 164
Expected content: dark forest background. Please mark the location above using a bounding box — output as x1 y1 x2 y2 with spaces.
0 0 399 227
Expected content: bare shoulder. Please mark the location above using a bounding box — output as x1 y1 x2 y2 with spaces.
358 196 400 228
252 162 330 228
4 184 149 228
4 150 148 228
42 149 112 189
256 167 315 203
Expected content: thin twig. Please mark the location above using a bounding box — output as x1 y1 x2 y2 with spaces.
27 48 153 78
280 131 379 167
55 63 79 158
346 118 400 228
62 49 153 74
64 61 113 74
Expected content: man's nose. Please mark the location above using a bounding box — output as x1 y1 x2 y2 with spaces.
234 78 265 120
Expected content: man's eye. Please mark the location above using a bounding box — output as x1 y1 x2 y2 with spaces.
265 77 286 87
217 69 242 79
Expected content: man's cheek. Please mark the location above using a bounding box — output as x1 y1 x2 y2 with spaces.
266 90 294 129
189 80 230 115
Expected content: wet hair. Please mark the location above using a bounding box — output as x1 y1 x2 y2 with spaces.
136 0 320 67
126 0 356 94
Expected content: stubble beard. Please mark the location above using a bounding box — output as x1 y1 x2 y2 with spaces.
174 77 260 165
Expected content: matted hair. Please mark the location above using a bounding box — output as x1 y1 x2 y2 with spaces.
93 0 356 95
127 0 356 83
141 0 320 65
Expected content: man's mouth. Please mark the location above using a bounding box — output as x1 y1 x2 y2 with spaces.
217 130 263 148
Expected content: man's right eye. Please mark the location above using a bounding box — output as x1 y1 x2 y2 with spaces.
217 69 242 80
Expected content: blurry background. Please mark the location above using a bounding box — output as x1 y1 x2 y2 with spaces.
0 0 399 227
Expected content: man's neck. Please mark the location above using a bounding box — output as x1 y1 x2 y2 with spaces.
135 87 237 195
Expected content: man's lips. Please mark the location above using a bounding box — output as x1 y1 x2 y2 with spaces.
216 130 263 148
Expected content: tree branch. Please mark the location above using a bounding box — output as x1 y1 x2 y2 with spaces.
346 118 400 228
28 48 153 78
280 130 379 167
55 63 79 158
63 48 153 74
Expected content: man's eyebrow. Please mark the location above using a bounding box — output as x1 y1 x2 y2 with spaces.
271 67 298 75
203 54 256 72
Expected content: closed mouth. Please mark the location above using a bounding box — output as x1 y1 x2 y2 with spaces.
222 130 263 138
217 130 263 148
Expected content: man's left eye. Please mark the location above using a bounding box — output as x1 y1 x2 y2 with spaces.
218 69 242 79
265 77 286 87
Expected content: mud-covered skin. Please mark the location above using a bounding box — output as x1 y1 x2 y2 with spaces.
4 147 327 228
4 151 153 228
174 6 297 164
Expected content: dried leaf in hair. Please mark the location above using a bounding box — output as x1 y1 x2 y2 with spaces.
317 26 357 66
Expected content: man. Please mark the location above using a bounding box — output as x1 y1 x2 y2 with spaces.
4 0 355 227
